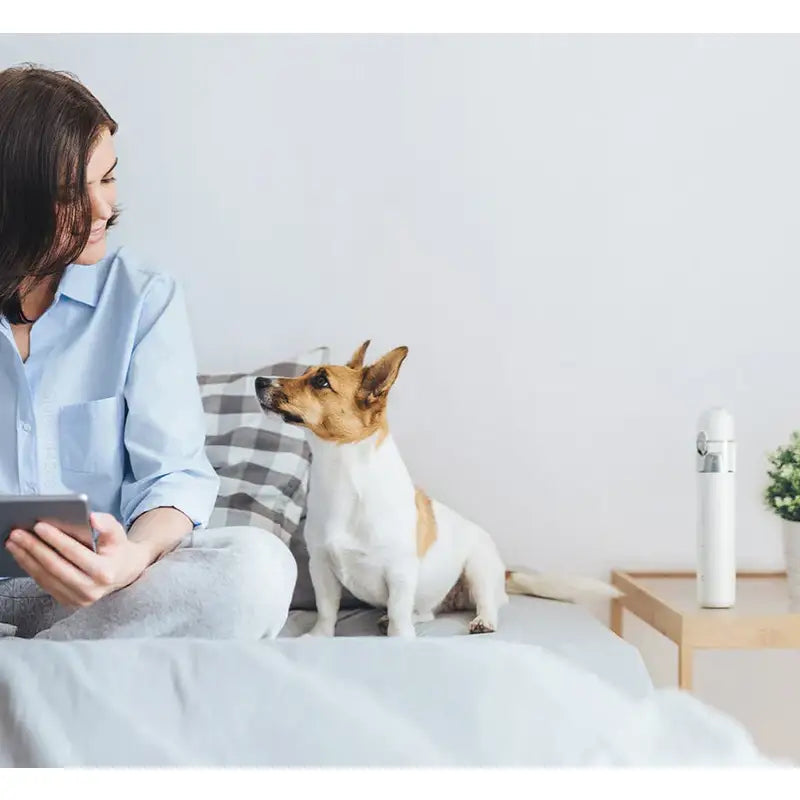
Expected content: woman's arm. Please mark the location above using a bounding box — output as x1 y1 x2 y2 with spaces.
120 273 220 534
127 506 195 565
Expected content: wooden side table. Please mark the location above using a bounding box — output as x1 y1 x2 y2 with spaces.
610 570 800 691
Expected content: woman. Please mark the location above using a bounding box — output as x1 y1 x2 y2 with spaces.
0 64 297 639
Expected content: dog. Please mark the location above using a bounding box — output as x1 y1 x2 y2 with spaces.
255 341 621 638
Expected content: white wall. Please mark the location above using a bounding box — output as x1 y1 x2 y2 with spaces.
3 34 800 757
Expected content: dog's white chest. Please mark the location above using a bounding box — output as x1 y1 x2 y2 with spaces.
324 531 391 607
305 433 416 608
311 500 412 608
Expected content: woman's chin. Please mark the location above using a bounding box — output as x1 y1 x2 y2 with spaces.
74 237 108 266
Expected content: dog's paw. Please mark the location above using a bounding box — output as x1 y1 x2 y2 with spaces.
377 614 390 636
468 616 496 634
387 621 416 639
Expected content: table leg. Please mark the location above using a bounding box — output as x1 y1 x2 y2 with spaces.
610 597 623 637
678 645 693 691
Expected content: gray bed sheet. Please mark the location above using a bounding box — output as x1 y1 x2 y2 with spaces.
0 632 769 767
280 595 653 699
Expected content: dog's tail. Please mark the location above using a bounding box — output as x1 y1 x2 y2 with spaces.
504 569 623 603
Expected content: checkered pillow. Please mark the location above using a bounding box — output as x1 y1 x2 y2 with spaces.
197 347 329 544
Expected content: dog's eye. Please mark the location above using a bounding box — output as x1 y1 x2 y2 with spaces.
311 373 330 390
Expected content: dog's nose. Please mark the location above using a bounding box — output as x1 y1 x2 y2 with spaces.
255 377 272 393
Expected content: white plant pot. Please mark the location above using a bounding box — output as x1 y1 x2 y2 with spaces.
782 520 800 603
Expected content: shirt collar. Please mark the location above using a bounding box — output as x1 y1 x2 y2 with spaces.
0 247 116 324
56 259 108 308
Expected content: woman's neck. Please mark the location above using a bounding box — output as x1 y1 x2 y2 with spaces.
17 277 57 324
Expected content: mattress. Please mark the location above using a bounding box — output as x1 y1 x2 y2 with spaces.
280 594 653 699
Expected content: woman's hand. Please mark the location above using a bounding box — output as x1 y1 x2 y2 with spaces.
5 512 151 608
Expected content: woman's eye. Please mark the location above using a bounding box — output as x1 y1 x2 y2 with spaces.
101 176 116 185
311 374 330 390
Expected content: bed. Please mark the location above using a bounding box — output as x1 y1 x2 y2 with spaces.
281 595 653 699
0 596 776 767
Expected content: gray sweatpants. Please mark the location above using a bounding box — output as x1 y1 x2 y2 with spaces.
0 526 297 640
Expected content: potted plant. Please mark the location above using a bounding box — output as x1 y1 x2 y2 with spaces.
764 431 800 601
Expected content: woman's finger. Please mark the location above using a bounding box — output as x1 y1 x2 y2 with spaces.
8 529 97 596
6 541 84 608
30 521 105 580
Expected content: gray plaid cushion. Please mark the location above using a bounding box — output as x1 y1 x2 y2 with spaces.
197 347 365 611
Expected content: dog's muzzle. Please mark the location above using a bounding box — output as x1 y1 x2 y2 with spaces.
254 377 304 425
254 376 275 408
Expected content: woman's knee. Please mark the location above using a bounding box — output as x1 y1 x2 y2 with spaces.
203 526 298 638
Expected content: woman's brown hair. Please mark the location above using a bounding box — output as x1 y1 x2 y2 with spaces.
0 64 119 323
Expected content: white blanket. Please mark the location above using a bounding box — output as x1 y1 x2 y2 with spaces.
0 636 777 766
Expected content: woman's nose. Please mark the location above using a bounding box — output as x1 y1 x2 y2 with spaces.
89 184 113 221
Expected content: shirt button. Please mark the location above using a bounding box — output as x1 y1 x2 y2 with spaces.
20 422 31 433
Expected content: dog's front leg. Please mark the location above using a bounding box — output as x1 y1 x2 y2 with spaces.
307 551 342 637
385 561 418 638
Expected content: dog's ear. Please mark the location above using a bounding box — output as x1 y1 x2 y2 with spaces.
347 340 371 370
359 346 408 405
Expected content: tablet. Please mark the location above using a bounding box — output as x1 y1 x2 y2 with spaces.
0 494 96 579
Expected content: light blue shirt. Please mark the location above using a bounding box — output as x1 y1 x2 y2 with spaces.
0 246 219 531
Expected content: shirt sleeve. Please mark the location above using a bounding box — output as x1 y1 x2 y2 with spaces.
119 273 219 530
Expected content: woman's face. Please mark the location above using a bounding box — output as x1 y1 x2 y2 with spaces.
74 127 117 266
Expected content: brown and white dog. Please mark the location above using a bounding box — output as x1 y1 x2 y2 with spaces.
255 341 620 638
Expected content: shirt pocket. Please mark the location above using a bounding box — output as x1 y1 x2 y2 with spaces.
59 395 125 475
